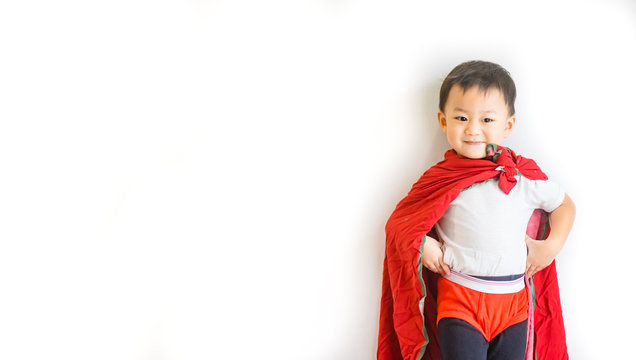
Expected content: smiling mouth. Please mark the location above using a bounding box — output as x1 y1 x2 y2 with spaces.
465 141 485 145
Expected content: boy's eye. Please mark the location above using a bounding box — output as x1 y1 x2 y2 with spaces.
455 116 468 121
483 118 494 123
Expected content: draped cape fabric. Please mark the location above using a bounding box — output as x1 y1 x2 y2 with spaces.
377 145 568 360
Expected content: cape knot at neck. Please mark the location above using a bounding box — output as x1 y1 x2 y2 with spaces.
487 144 519 194
503 165 517 178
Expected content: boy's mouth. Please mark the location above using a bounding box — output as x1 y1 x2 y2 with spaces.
464 141 485 146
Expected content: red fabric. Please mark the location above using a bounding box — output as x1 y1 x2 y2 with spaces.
377 145 568 360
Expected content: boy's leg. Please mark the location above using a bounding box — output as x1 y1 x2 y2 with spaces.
438 317 488 360
486 319 528 360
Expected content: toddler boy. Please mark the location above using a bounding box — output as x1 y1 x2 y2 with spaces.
377 60 576 360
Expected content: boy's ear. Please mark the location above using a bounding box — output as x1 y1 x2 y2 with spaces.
504 116 516 137
437 111 447 133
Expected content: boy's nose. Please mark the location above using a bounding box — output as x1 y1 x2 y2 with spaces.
465 119 481 135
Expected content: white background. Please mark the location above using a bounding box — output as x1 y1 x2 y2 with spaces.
0 0 634 359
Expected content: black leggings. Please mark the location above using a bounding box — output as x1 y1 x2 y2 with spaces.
438 318 527 360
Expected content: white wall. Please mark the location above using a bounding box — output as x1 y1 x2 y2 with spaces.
0 0 634 359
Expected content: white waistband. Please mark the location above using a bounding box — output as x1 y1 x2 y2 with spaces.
443 271 525 294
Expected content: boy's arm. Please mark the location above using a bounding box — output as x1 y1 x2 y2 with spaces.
422 236 451 276
525 193 576 277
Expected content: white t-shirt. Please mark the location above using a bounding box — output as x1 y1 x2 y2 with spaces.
434 174 566 277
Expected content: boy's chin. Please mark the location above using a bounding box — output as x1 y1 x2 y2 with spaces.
464 155 487 159
455 149 487 159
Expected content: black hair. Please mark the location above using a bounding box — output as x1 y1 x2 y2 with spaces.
438 60 516 116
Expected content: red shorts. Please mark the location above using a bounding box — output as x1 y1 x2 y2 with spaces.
436 276 529 341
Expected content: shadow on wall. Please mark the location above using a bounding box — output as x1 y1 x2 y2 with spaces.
416 78 450 168
375 76 450 263
384 77 449 208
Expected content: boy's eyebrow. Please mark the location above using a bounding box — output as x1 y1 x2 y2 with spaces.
453 107 497 114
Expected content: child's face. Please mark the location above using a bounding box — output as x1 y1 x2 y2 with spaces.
437 85 515 159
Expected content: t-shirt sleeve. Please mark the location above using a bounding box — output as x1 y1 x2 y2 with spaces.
523 178 566 213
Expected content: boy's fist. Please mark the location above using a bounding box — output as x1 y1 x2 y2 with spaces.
422 236 450 276
525 235 558 277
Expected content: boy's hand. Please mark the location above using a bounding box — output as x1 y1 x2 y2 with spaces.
526 193 575 278
422 236 450 276
525 235 558 277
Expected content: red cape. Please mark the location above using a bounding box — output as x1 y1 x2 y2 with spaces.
377 145 568 360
